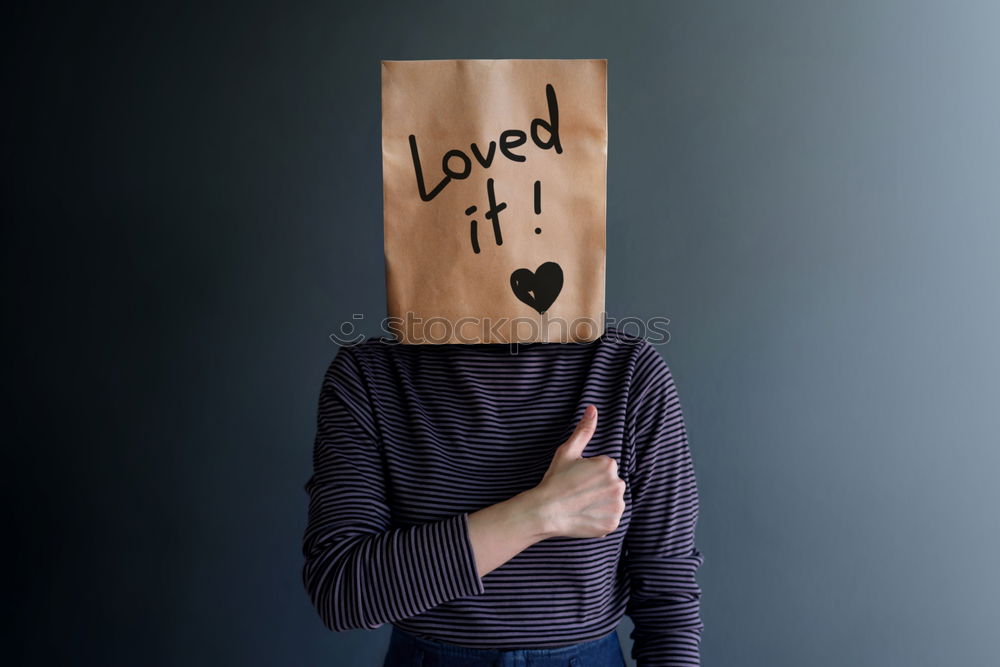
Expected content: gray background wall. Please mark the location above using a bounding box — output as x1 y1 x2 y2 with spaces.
7 1 999 665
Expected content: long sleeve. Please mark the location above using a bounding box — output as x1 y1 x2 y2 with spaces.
623 343 705 666
301 346 486 632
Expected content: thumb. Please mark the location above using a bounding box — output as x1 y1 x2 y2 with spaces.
558 405 598 460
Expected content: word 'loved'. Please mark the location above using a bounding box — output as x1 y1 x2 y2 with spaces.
408 83 562 202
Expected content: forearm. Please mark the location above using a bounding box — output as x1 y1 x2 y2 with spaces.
467 488 553 577
304 512 488 631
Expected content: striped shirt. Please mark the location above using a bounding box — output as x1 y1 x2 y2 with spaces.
301 326 704 666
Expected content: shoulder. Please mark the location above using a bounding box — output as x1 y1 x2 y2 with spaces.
322 336 396 392
600 327 681 428
315 340 389 441
598 325 673 384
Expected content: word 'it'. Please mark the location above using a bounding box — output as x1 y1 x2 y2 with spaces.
466 179 543 254
408 83 563 202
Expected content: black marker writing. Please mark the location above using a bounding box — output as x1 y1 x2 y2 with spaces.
408 83 562 202
484 178 506 246
466 205 481 254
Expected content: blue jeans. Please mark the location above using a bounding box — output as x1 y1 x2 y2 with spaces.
382 625 627 667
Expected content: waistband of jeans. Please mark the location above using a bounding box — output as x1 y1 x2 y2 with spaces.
390 625 617 658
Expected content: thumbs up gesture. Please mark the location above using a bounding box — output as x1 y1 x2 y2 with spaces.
533 405 627 539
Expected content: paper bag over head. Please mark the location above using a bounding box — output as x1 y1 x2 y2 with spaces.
381 59 607 344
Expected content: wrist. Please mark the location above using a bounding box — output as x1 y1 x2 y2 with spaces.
510 487 558 542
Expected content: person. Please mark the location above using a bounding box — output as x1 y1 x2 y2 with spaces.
301 325 705 666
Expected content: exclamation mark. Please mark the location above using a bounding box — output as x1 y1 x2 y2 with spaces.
533 180 542 234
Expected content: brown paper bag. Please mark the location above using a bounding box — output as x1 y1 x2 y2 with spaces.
381 59 606 344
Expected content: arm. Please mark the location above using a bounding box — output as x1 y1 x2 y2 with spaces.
624 343 705 666
468 491 552 577
301 346 547 631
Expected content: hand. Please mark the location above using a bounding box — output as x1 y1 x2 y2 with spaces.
532 405 627 539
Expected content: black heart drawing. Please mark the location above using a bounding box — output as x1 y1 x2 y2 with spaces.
510 262 564 314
